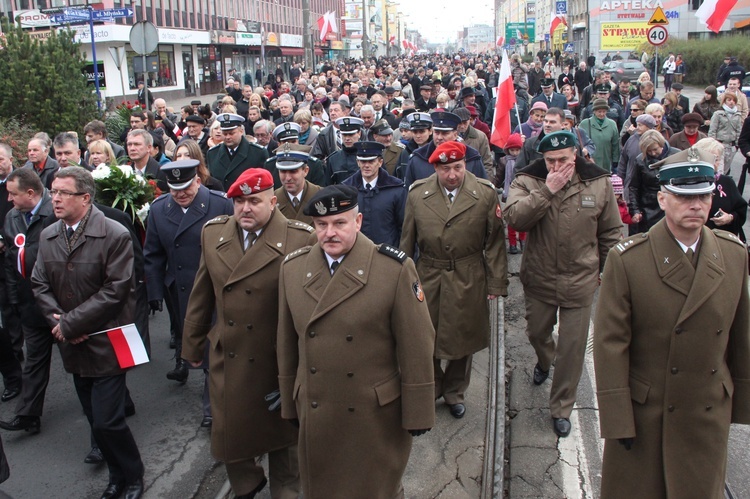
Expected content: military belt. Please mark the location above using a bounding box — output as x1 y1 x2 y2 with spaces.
419 252 482 271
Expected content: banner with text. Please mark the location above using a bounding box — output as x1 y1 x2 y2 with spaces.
600 21 649 50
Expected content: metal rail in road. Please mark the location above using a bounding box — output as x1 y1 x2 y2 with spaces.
481 297 506 499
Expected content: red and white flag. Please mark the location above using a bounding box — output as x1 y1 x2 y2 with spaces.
317 11 338 41
696 0 738 33
490 49 516 149
389 35 395 46
496 35 505 47
92 324 149 369
549 12 567 37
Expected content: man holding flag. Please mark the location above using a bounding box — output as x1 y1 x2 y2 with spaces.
490 49 518 151
31 167 145 499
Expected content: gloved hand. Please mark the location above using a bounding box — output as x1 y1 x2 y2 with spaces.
265 389 281 412
409 428 431 437
149 300 163 316
618 438 634 450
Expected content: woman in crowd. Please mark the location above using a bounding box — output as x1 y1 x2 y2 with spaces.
627 129 680 233
249 92 271 120
207 121 223 149
709 91 743 174
294 109 319 150
88 139 116 168
693 85 722 135
514 101 547 139
561 83 580 122
173 139 224 192
662 54 676 92
661 91 684 133
694 137 747 240
645 103 673 141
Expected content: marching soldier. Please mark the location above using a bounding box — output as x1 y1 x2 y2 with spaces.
182 169 313 498
594 148 750 498
371 119 409 179
505 130 621 437
273 146 322 225
401 141 508 419
144 160 233 426
263 124 326 188
325 117 364 185
277 184 435 498
206 113 269 190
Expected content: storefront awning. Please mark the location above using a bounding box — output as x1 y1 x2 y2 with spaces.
572 22 586 30
280 48 305 56
734 18 750 29
315 48 323 56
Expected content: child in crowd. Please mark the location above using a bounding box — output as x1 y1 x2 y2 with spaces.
611 174 632 237
494 133 527 254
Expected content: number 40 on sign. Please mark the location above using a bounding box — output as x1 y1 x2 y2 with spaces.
648 25 668 45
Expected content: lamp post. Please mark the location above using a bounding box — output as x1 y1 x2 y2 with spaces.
302 0 313 67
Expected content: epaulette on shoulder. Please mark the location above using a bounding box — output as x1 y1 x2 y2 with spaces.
152 191 171 204
206 215 230 225
378 244 407 263
394 141 405 149
288 220 314 233
408 178 428 191
208 189 228 198
249 142 265 150
284 246 312 262
713 229 745 247
476 177 495 189
614 233 648 254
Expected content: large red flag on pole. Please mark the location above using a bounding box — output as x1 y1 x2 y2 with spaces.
695 0 738 33
491 49 516 149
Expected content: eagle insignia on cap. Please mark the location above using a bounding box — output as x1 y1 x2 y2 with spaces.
240 183 252 195
173 169 181 179
439 152 448 163
282 143 292 152
343 118 350 125
315 201 326 215
224 114 230 120
284 123 291 130
550 137 559 147
414 115 420 122
687 147 699 162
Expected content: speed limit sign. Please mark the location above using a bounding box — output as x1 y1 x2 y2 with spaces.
648 25 668 46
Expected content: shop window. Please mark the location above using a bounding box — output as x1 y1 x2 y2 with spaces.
127 45 177 89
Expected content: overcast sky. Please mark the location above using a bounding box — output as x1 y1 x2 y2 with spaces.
397 0 496 45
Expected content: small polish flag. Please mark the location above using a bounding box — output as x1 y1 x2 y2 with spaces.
549 12 567 37
696 0 738 33
92 324 149 369
496 35 505 47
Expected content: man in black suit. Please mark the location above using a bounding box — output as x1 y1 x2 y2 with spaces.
370 91 398 129
206 113 270 191
178 115 210 157
126 129 168 192
416 84 437 112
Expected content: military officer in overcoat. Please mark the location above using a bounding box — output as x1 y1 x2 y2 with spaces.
182 169 313 499
263 124 327 188
273 147 322 225
324 117 364 184
400 141 508 419
505 130 621 437
277 184 435 499
594 148 750 499
144 160 233 426
206 113 269 191
371 119 409 179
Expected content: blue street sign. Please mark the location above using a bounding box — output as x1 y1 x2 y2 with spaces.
50 8 89 24
544 33 550 41
91 8 134 20
564 43 575 53
555 1 567 14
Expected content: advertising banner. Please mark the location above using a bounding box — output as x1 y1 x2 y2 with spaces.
600 21 649 50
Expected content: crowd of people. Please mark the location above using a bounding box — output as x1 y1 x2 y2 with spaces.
0 49 748 498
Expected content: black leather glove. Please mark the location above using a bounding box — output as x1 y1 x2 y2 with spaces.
618 438 634 450
265 389 281 412
409 428 431 437
149 300 163 315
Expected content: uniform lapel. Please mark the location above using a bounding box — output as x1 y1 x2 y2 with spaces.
677 227 725 324
214 218 242 272
448 173 481 222
650 221 695 296
225 210 287 286
175 186 209 239
307 235 371 323
302 246 331 303
421 175 450 222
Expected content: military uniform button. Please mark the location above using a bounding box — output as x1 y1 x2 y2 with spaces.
246 324 253 330
711 369 717 374
717 329 723 335
248 358 254 362
311 402 318 408
228 320 234 326
446 222 451 227
175 243 180 247
444 245 450 251
310 367 317 374
346 335 353 341
675 328 683 334
309 331 316 338
228 352 235 358
180 286 186 291
347 372 354 377
245 289 252 294
177 265 182 270
706 406 712 411
67 263 74 270
348 407 355 412
226 286 232 292
671 367 678 374
668 405 675 412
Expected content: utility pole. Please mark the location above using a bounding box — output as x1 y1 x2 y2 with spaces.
302 0 313 68
361 0 369 60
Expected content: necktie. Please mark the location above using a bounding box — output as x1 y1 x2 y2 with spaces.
330 260 339 275
448 192 454 203
366 183 372 191
336 130 342 146
228 148 235 159
25 212 32 225
292 197 300 208
66 226 74 240
686 248 696 268
244 231 256 251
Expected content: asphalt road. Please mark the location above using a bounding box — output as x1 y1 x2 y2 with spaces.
0 310 218 499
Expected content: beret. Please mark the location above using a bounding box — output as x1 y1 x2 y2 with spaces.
226 168 274 198
303 184 359 216
428 141 467 165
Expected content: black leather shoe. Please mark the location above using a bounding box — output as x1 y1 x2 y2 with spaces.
169 335 176 349
533 364 549 385
166 360 188 383
123 479 143 499
1 388 20 402
200 416 212 428
553 418 572 437
235 477 267 499
84 446 104 464
0 415 40 434
448 403 466 419
100 482 125 499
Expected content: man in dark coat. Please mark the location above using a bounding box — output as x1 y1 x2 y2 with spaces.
136 81 153 109
594 148 750 498
528 61 545 96
177 115 210 157
342 142 406 247
718 57 746 87
31 168 145 499
372 120 409 179
531 78 568 111
415 84 437 112
325 117 364 184
144 160 233 426
206 113 270 190
23 138 60 191
310 100 347 161
574 62 593 97
126 129 169 192
403 112 488 189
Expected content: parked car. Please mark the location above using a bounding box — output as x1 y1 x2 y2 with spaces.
717 72 750 99
600 59 647 83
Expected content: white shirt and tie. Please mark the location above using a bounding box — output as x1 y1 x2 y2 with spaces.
324 253 344 275
363 178 378 191
444 187 458 206
242 229 262 251
288 192 303 208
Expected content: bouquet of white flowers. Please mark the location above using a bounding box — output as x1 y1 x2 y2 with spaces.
92 163 161 224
